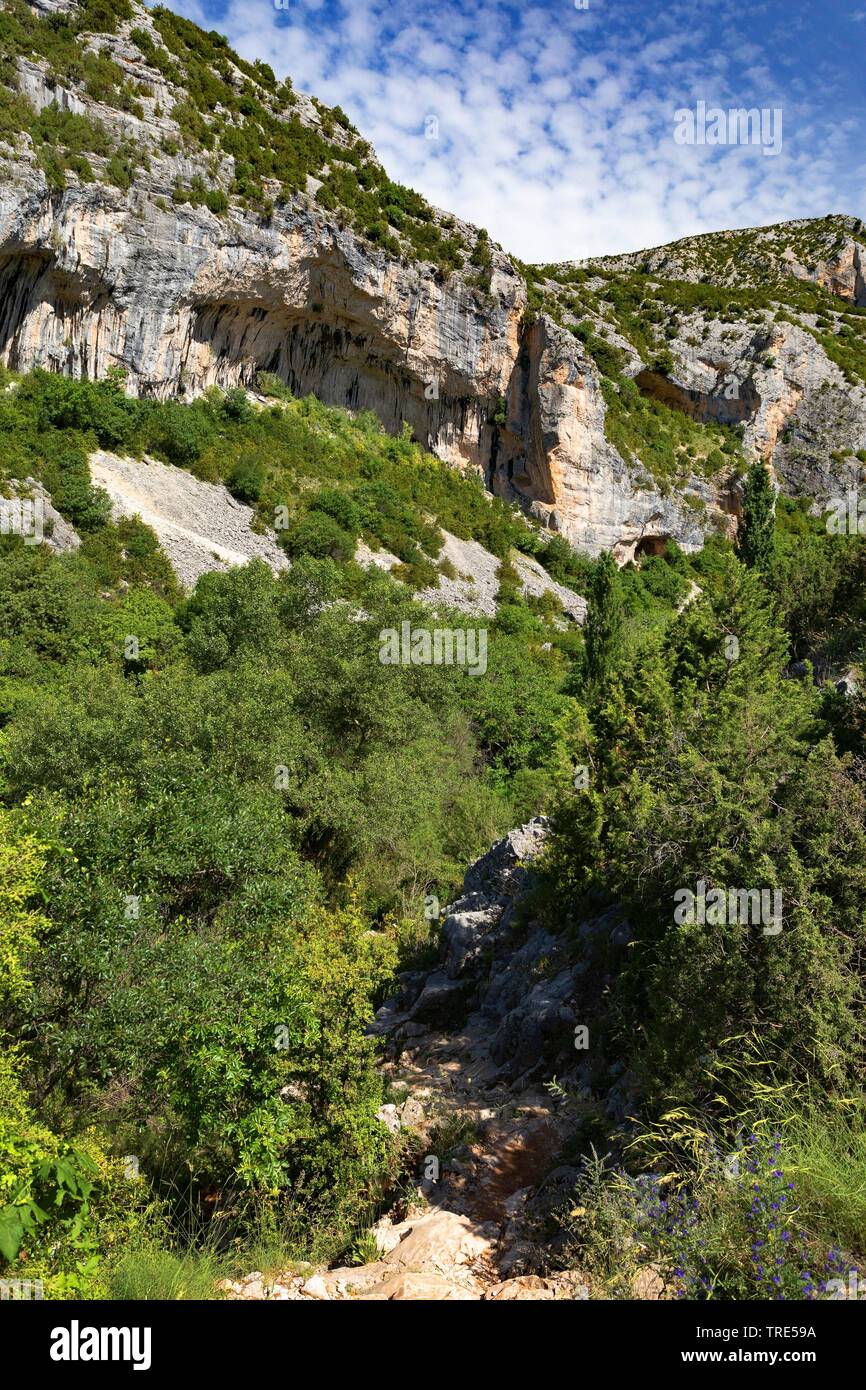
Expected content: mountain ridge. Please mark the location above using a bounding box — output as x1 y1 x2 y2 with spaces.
2 0 866 559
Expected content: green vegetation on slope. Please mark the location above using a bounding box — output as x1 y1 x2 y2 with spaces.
585 213 866 294
0 364 593 1291
0 364 747 1294
2 365 865 1292
534 503 866 1295
0 362 589 592
0 0 477 272
517 239 866 491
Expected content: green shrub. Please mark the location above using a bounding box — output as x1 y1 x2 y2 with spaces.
150 400 213 468
228 453 266 503
204 187 228 214
310 488 361 535
286 510 356 562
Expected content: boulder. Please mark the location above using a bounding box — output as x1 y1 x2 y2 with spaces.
358 1272 482 1300
383 1210 495 1277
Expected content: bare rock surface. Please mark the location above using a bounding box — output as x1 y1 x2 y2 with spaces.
411 530 586 622
226 818 608 1302
88 449 289 590
2 7 866 563
1 477 80 554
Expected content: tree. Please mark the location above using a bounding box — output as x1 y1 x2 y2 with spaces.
584 550 624 697
549 553 866 1102
0 813 144 1295
738 462 776 573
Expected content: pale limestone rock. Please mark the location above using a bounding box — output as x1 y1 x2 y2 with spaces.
382 1209 495 1276
485 1275 556 1300
632 1265 667 1300
300 1274 330 1300
398 1096 426 1129
375 1103 401 1136
2 478 80 554
0 3 715 560
357 1271 482 1300
88 449 288 590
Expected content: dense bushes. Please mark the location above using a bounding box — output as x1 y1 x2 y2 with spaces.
0 815 151 1297
548 546 866 1103
0 446 579 1286
539 523 866 1293
0 369 540 573
3 356 866 1296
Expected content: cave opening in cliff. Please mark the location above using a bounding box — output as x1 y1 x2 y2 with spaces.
635 366 760 427
633 534 668 560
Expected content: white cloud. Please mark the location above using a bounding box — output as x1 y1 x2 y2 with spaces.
161 0 865 261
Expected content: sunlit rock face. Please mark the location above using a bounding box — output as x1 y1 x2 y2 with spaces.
2 4 865 557
0 161 708 557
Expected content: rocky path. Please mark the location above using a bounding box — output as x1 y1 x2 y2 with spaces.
677 578 703 613
221 821 597 1301
219 1065 585 1302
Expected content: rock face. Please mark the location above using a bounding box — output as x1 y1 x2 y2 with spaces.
0 156 703 557
374 818 606 1094
491 313 710 557
0 171 519 466
0 4 735 558
1 2 865 561
635 310 866 502
0 477 80 554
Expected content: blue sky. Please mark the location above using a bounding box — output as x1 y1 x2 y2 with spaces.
157 0 866 262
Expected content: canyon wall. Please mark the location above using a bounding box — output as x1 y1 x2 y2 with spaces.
1 6 865 558
0 154 713 556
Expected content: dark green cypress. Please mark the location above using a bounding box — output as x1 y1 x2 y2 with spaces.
738 461 776 573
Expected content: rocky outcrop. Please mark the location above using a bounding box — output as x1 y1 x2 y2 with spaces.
547 216 866 535
0 477 80 553
375 819 607 1093
0 158 707 557
2 3 865 561
218 1209 587 1300
371 820 639 1248
0 169 517 461
0 2 718 558
491 314 711 557
639 315 866 498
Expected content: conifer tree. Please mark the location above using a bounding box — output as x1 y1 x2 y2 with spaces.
738 461 776 573
584 550 624 696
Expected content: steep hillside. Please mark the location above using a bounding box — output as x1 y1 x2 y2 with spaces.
581 214 866 301
1 0 865 565
4 0 866 1316
524 219 866 517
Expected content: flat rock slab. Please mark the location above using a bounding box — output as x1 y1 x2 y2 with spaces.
382 1209 496 1276
357 1272 482 1300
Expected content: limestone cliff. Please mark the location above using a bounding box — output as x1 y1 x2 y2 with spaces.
1 0 865 559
